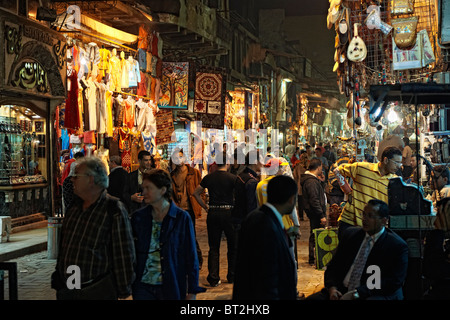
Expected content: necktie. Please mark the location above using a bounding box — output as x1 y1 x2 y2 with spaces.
347 237 372 291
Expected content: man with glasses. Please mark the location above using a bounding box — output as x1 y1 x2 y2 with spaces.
51 157 136 300
334 146 403 239
306 199 408 300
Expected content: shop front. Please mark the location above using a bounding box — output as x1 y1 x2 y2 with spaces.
0 8 66 227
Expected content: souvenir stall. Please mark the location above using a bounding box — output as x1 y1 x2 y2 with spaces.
327 0 442 162
0 7 67 227
327 0 448 299
56 23 164 182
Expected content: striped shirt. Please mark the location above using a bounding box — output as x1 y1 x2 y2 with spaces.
337 162 396 226
56 191 136 298
256 176 294 229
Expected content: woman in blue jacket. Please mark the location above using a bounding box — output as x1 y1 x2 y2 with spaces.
131 169 205 300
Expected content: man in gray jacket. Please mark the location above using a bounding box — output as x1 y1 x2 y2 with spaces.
301 158 327 265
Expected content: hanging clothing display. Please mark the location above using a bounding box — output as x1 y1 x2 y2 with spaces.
86 77 98 131
64 69 80 130
120 52 130 89
128 57 141 87
113 95 124 127
94 146 110 174
109 51 121 92
119 127 132 173
98 47 111 80
123 97 135 129
105 90 114 137
142 131 155 155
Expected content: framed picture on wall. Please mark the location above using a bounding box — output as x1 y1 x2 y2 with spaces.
35 121 44 133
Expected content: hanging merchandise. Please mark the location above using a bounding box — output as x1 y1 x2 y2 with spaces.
392 16 418 49
64 69 80 130
194 66 227 129
155 109 175 146
158 62 189 109
347 23 367 62
391 0 415 15
109 48 122 92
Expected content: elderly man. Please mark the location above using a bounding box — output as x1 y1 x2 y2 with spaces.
51 157 136 300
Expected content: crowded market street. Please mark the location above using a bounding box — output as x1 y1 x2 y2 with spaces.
2 211 323 300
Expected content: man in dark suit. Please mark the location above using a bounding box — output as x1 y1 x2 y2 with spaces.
233 175 298 300
107 155 129 206
307 199 409 300
127 150 155 215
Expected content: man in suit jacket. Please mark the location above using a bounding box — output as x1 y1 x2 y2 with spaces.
107 155 129 206
307 199 409 300
233 175 298 300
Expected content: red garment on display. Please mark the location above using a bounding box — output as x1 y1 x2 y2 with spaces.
64 70 80 130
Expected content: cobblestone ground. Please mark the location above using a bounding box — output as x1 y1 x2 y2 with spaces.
3 214 324 300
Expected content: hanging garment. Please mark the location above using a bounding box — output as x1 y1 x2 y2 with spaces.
97 48 111 82
146 52 152 73
109 53 121 92
138 48 147 72
119 127 132 173
61 128 70 150
64 70 80 130
121 56 130 89
86 42 100 65
71 45 80 75
137 71 147 97
123 97 136 129
135 99 152 132
128 58 141 87
142 131 155 155
138 24 150 50
113 96 125 127
80 78 90 131
77 47 89 79
105 90 114 137
86 78 98 131
95 81 107 134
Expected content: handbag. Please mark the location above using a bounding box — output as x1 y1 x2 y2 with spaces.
392 17 418 49
391 0 414 15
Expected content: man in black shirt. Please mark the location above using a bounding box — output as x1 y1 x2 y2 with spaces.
193 153 237 287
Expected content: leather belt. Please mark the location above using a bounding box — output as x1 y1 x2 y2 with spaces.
209 205 234 209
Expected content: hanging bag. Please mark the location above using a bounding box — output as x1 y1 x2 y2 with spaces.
392 16 418 49
391 0 414 15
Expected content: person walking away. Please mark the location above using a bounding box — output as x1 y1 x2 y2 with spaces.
51 157 136 300
232 150 262 226
300 158 327 265
170 150 205 269
233 175 298 300
131 169 205 299
292 152 308 221
108 155 129 205
193 153 238 287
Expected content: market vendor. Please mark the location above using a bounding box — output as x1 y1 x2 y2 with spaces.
334 146 403 239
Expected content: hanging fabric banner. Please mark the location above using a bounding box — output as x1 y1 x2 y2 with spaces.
194 66 226 129
158 61 189 109
155 108 175 146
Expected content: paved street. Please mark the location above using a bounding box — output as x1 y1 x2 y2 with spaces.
3 213 324 300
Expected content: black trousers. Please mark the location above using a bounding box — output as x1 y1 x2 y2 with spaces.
206 208 237 285
186 209 203 268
